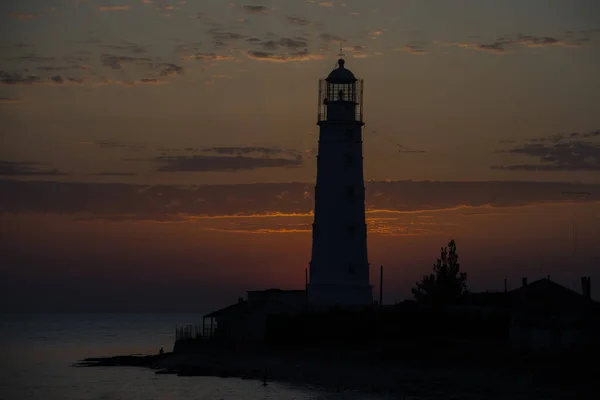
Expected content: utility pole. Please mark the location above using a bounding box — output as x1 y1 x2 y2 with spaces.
379 265 383 306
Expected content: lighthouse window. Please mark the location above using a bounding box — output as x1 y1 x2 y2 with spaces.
347 225 356 236
348 264 356 274
346 129 353 140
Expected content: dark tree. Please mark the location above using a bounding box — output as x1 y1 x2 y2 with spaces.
411 239 467 305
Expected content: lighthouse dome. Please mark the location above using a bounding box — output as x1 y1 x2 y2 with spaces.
326 59 357 83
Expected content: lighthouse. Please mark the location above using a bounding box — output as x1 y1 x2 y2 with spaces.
307 57 373 307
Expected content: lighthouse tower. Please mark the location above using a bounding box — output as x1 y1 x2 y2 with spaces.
307 57 373 307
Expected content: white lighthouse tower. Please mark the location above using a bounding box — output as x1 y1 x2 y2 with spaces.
307 57 373 307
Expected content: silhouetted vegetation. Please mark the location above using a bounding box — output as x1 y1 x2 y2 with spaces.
412 239 468 305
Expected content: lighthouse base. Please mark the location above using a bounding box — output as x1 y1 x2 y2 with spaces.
307 283 373 308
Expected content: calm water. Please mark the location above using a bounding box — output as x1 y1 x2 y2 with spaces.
0 313 387 400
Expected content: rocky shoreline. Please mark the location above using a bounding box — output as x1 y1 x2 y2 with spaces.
74 346 598 399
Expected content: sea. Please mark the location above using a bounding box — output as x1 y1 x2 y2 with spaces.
0 313 389 400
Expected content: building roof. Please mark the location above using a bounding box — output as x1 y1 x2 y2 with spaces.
436 279 597 311
506 278 600 328
204 289 306 319
509 278 596 306
326 59 357 83
203 301 247 318
508 278 600 322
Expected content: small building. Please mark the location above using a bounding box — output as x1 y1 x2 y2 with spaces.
203 289 306 343
508 277 600 352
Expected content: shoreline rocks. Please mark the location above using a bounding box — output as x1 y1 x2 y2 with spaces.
75 354 168 368
75 348 597 399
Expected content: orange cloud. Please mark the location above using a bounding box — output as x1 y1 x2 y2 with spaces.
393 45 428 55
182 53 235 61
87 209 455 237
126 199 600 237
352 52 383 59
92 78 168 87
368 31 384 40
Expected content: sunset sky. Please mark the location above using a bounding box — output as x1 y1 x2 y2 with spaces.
1 0 600 312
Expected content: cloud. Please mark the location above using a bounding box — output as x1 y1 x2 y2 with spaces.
367 31 384 39
3 44 182 86
81 140 146 152
285 16 313 26
100 54 156 69
517 34 584 48
92 77 168 86
97 43 147 54
157 63 183 76
208 29 248 41
259 37 307 51
393 44 428 55
0 161 68 176
319 33 346 43
156 4 177 12
7 12 37 20
88 172 138 176
1 180 598 236
86 143 303 159
340 45 382 59
100 54 183 77
434 34 585 54
171 43 202 55
351 50 383 59
0 70 168 87
493 130 600 171
153 154 303 172
200 146 302 158
204 28 250 49
181 53 234 61
36 65 91 71
0 71 85 85
317 2 334 7
98 5 132 11
0 43 33 50
7 54 56 62
0 97 23 104
247 50 325 63
240 5 270 14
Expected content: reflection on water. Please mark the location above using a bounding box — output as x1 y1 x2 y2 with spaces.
0 313 387 400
